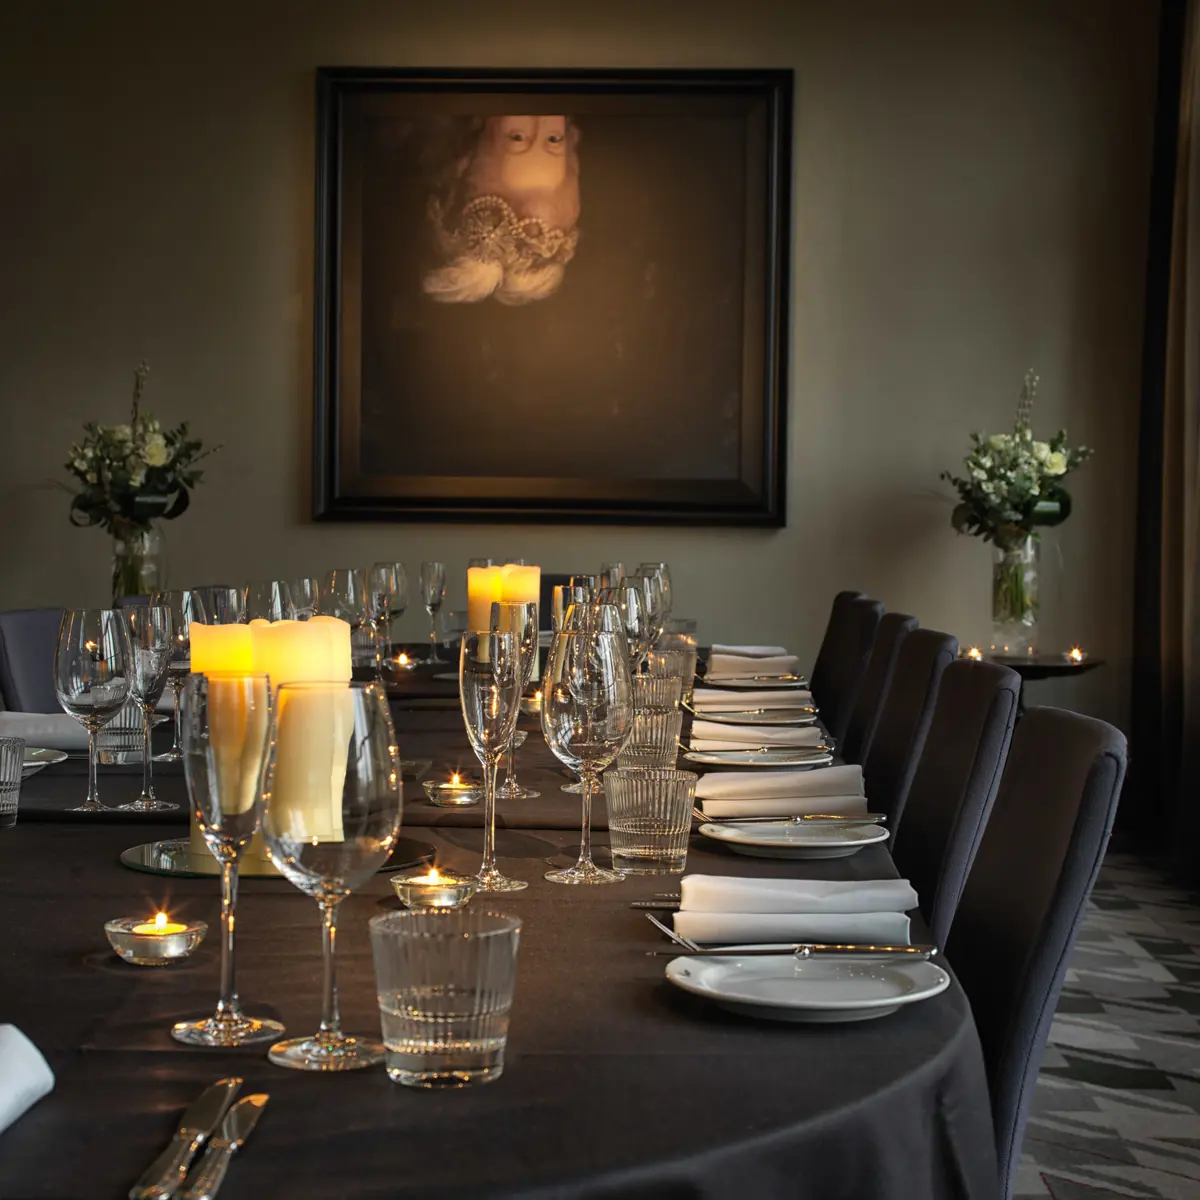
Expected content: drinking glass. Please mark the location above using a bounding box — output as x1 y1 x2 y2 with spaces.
568 574 600 597
490 601 539 801
551 585 589 632
198 586 244 625
615 709 683 769
172 674 283 1047
420 562 447 665
460 632 525 892
542 629 634 884
635 572 666 646
636 563 673 616
319 568 367 628
600 579 652 673
151 589 208 762
243 580 294 622
369 562 408 668
117 604 176 812
0 736 23 829
370 909 522 1088
54 609 133 812
467 557 494 569
604 768 698 874
599 562 626 588
261 681 403 1071
290 576 319 620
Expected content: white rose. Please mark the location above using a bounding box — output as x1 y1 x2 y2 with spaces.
113 424 132 441
143 433 169 467
1032 441 1051 463
85 471 97 484
1044 451 1067 476
987 434 1008 450
72 458 86 471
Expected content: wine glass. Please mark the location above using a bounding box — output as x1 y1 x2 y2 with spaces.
599 562 626 588
467 557 494 568
420 562 446 665
290 576 319 620
636 563 672 619
490 601 539 801
542 629 634 884
117 604 176 812
460 632 525 892
172 673 284 1048
569 575 600 598
319 568 367 628
635 572 666 647
54 609 133 812
244 580 294 622
198 586 244 625
261 681 403 1070
151 589 208 762
551 585 589 632
601 579 653 674
369 562 408 668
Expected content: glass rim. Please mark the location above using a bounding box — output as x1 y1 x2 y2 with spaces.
368 909 522 939
0 735 25 749
606 767 697 782
272 678 382 691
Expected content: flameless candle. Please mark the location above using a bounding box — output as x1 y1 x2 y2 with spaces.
467 566 505 635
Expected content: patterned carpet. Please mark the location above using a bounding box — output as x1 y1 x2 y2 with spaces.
1014 852 1200 1199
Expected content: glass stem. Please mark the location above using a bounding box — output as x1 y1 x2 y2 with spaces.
170 679 183 754
216 858 240 1019
577 768 595 868
481 756 498 874
140 707 153 802
317 897 342 1042
428 612 438 661
86 725 100 809
506 739 517 787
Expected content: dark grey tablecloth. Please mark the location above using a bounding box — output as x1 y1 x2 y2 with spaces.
0 716 1000 1200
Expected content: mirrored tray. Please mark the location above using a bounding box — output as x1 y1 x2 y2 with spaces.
120 836 436 879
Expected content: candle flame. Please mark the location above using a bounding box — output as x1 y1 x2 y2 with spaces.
966 647 983 661
426 867 441 883
85 639 98 653
1068 646 1084 663
397 653 409 665
154 911 167 932
534 690 542 700
450 772 461 785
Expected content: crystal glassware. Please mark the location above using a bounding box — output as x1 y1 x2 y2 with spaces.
632 674 683 712
551 585 589 632
243 580 294 622
117 604 176 812
198 586 244 625
370 561 408 668
420 561 447 665
600 578 652 673
604 768 698 874
636 562 673 616
54 608 133 813
569 574 601 597
542 629 634 884
634 571 666 646
290 576 319 620
261 681 403 1071
460 632 525 892
151 589 208 762
490 601 539 801
0 736 24 829
599 562 626 588
370 909 522 1088
615 709 683 769
172 673 284 1047
322 566 374 668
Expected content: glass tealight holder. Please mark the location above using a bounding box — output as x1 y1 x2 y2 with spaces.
423 777 483 808
390 867 477 911
520 691 544 717
105 915 207 967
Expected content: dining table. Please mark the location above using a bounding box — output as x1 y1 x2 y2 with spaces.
0 706 1000 1199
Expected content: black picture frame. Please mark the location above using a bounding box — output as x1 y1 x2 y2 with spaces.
313 67 792 526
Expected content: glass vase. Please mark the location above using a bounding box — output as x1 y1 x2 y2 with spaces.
991 535 1038 656
111 524 165 604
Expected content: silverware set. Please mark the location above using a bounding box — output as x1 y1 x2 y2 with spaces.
129 1078 268 1200
690 806 886 826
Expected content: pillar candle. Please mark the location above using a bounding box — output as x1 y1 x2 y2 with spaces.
500 564 540 680
467 566 505 634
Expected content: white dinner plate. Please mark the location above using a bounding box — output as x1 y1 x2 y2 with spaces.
682 748 833 768
700 676 810 690
21 747 69 778
698 820 889 859
687 708 818 726
665 954 950 1022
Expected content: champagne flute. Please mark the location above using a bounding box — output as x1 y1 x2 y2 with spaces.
54 609 133 812
244 580 294 622
542 629 634 884
369 562 408 669
460 632 525 892
490 601 540 801
261 681 403 1070
636 563 673 617
420 561 446 665
635 572 666 647
117 604 176 812
290 576 319 620
172 673 284 1047
151 589 208 762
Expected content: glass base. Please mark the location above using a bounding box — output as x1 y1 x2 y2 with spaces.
497 781 540 800
268 1032 385 1071
67 799 114 813
386 1046 505 1089
171 1013 285 1048
475 867 529 893
545 860 624 885
560 782 584 794
116 797 179 812
154 748 183 763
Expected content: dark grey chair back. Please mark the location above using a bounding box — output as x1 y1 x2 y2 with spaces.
0 608 65 713
810 593 881 745
891 659 1020 947
946 707 1126 1200
839 612 917 765
862 627 957 827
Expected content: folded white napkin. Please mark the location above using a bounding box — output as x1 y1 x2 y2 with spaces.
690 721 824 751
0 713 88 752
706 653 802 680
672 875 916 945
699 794 867 818
691 687 814 711
695 764 865 800
710 644 789 657
0 1026 54 1135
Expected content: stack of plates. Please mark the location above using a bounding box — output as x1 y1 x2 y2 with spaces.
697 820 888 860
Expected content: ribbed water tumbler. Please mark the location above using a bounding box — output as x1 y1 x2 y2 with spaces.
604 768 698 874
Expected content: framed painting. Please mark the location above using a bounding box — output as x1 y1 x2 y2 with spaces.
313 67 792 525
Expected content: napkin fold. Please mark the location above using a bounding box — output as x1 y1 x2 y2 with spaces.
691 687 814 711
694 764 865 800
706 653 802 680
673 911 911 945
699 795 867 818
0 713 88 752
710 644 789 657
689 721 824 751
0 1026 54 1136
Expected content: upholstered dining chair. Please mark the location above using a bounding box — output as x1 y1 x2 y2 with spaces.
839 612 918 765
890 658 1020 947
0 607 65 713
946 707 1126 1200
861 627 957 827
809 593 882 746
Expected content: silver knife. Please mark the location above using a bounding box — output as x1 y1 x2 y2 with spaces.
692 808 888 825
179 1094 269 1200
129 1077 242 1200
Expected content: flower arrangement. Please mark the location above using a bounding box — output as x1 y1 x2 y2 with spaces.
65 362 219 537
941 371 1092 554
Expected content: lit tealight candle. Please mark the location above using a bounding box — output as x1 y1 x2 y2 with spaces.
390 866 477 910
131 911 188 936
965 647 984 662
105 913 207 966
520 689 544 716
422 772 483 808
1064 646 1087 664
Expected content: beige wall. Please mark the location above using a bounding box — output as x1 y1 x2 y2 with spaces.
0 0 1157 728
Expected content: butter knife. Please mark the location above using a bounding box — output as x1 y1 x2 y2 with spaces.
179 1093 269 1200
129 1077 242 1200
